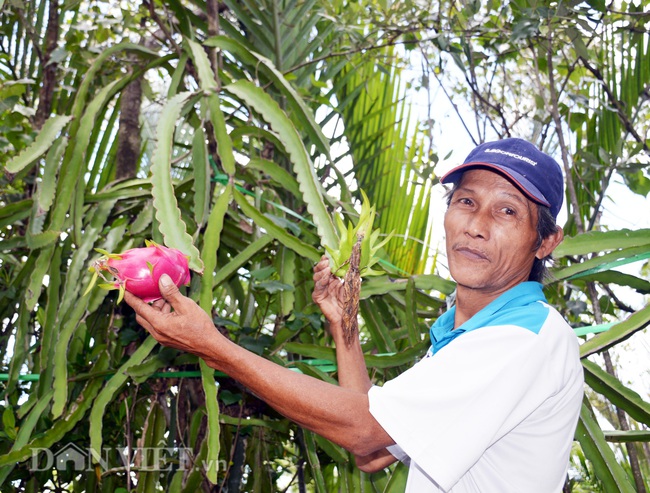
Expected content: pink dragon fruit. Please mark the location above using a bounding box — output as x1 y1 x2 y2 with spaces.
86 240 191 303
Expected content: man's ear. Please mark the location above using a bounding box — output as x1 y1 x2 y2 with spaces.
536 226 564 259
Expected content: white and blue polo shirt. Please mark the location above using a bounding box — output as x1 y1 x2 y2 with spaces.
368 282 584 493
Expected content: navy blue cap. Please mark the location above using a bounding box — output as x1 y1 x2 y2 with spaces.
441 138 564 219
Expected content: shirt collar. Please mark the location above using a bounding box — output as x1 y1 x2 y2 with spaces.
428 282 546 355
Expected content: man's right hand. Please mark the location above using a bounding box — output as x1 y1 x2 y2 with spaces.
312 255 345 328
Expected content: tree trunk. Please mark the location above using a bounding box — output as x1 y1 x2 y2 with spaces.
114 77 143 181
34 0 59 130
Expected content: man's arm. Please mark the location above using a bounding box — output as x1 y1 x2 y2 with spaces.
312 257 398 472
124 274 392 458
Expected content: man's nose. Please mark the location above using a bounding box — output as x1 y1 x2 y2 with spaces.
465 208 490 240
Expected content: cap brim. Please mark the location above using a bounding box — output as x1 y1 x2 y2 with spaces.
440 162 551 209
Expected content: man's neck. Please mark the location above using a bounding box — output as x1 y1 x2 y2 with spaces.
453 284 516 329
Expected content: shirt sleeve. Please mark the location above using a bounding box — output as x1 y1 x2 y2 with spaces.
368 324 558 491
386 443 410 464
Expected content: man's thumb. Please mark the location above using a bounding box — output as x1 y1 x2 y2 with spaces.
158 274 180 301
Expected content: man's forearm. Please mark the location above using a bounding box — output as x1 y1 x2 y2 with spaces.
201 330 392 457
328 320 398 472
329 320 372 392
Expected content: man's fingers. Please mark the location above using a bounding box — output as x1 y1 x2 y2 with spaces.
151 298 172 314
124 291 152 316
135 313 155 333
158 274 187 312
124 291 164 325
313 256 330 273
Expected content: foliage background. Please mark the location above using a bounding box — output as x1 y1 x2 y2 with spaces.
0 0 649 491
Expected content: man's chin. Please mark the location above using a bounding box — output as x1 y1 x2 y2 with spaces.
448 269 489 290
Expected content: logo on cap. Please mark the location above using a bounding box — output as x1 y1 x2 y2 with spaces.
484 148 538 166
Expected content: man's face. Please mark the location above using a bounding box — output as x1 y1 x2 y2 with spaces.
444 169 541 296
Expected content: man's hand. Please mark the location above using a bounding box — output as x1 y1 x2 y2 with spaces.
123 274 220 364
312 255 345 328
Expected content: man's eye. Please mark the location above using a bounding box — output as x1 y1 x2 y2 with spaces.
459 198 473 205
504 208 516 215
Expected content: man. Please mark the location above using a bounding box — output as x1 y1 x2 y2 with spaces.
125 138 584 492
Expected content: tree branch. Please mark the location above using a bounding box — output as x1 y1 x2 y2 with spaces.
579 56 649 152
545 19 585 233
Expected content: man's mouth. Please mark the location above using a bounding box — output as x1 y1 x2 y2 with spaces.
454 245 489 261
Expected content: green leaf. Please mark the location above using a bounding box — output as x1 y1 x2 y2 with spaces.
384 461 409 491
276 247 296 316
49 78 124 232
566 26 589 60
184 38 218 91
191 126 210 227
185 38 236 177
0 199 31 229
4 115 72 173
130 200 155 235
314 434 348 464
404 278 420 345
149 91 204 273
33 135 67 224
0 354 109 468
25 229 60 250
574 270 650 294
250 266 275 280
255 280 293 293
2 408 15 440
200 183 232 310
37 247 63 396
284 340 429 369
225 80 337 250
582 359 650 426
552 245 650 281
53 214 124 417
125 355 166 384
580 303 650 358
622 168 650 197
303 430 327 493
604 430 650 442
555 229 650 257
68 43 157 126
206 94 236 175
0 390 54 485
212 234 273 287
60 200 120 317
575 400 636 493
206 35 331 157
359 298 399 354
233 189 320 262
360 274 455 299
199 359 220 484
89 336 158 460
136 402 168 493
246 157 301 199
265 213 302 236
24 245 55 311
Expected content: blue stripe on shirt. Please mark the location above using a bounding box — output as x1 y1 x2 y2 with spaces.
428 282 549 355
